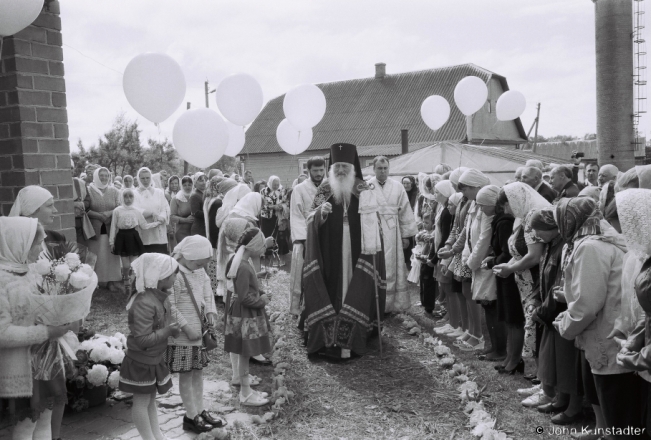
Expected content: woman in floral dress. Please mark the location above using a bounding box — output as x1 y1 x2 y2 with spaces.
259 176 287 255
493 182 550 374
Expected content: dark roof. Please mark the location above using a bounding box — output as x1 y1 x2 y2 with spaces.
357 142 433 157
242 63 528 155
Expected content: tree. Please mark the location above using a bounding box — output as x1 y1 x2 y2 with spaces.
583 133 597 140
143 138 185 176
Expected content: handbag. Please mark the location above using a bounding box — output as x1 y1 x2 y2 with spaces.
81 214 96 240
180 273 218 351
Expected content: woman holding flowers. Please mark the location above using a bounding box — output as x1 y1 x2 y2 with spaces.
0 217 77 440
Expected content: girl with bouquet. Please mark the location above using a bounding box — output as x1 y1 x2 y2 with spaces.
118 253 181 440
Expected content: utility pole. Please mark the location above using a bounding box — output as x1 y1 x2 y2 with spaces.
205 80 216 108
532 103 541 153
183 102 190 175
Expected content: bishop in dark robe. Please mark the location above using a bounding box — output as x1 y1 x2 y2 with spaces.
299 143 386 358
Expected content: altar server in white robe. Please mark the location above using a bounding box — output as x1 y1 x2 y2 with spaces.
289 156 326 316
368 156 418 312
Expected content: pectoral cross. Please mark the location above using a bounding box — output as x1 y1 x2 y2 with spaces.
339 145 343 150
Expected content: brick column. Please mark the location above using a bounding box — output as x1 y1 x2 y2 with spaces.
0 0 75 241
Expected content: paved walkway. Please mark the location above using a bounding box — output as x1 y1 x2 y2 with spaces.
0 378 253 440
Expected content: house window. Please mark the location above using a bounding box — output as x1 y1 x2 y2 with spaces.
298 159 309 175
366 159 374 167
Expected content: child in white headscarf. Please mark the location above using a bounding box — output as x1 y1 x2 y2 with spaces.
119 253 180 440
225 228 273 407
109 188 162 291
165 236 225 433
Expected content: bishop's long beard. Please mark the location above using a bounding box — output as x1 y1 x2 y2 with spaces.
329 168 355 206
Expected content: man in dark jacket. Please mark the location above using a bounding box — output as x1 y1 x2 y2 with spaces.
550 165 580 203
521 166 557 204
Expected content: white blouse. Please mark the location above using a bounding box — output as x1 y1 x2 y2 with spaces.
133 187 170 245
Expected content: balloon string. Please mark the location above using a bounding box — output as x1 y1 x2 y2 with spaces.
0 37 4 65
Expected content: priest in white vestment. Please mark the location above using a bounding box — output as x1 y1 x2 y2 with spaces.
368 156 418 312
289 157 326 315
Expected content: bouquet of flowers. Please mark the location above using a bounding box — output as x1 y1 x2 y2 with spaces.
67 332 126 412
30 242 98 381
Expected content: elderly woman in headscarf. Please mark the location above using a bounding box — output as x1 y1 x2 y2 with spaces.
615 189 651 436
133 167 170 254
113 176 123 191
189 172 208 237
473 185 507 361
9 186 63 244
529 207 582 424
85 166 122 289
454 169 493 351
617 164 651 190
203 177 235 294
493 182 550 378
436 168 470 338
123 175 134 189
0 217 76 440
259 175 287 245
171 175 195 244
166 175 181 204
552 197 645 436
480 186 516 364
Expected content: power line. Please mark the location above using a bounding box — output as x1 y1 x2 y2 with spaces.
62 43 124 75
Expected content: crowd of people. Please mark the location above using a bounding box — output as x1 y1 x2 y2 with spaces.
2 143 651 439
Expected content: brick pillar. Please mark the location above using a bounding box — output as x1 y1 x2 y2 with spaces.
0 0 75 241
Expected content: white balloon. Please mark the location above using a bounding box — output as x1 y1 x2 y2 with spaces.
0 0 43 37
123 53 186 124
453 76 488 116
283 84 326 131
224 122 246 157
496 90 527 121
276 119 313 155
172 108 229 168
215 73 263 127
420 95 451 131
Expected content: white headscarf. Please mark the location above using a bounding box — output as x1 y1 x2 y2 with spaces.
636 165 651 189
137 167 153 191
434 180 455 199
0 217 39 274
8 185 53 217
231 192 263 222
172 235 212 261
503 182 551 219
119 188 136 209
458 169 490 188
193 172 206 188
127 253 178 309
267 175 282 192
89 167 110 196
175 178 192 203
418 172 438 200
448 192 463 207
215 184 252 228
615 188 651 336
476 185 500 206
226 229 266 279
449 167 470 186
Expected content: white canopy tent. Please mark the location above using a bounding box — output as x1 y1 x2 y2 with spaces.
361 141 560 186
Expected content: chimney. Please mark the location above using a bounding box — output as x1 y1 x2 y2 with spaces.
401 129 409 155
375 62 386 79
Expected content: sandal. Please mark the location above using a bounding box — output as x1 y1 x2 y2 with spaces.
240 391 269 407
231 375 261 386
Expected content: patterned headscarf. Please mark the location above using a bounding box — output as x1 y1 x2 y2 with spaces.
402 175 419 209
616 189 651 254
554 197 601 242
503 182 551 220
418 172 436 200
529 208 557 231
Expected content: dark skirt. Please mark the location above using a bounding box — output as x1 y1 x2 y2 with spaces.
113 228 145 257
224 291 273 357
496 276 525 326
142 244 169 255
537 326 579 395
165 345 209 373
593 372 647 436
420 265 437 312
577 350 598 405
276 230 290 256
0 376 67 425
118 355 172 395
260 216 276 239
175 222 192 244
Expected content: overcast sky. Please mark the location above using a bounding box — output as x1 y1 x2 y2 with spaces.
59 0 649 150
